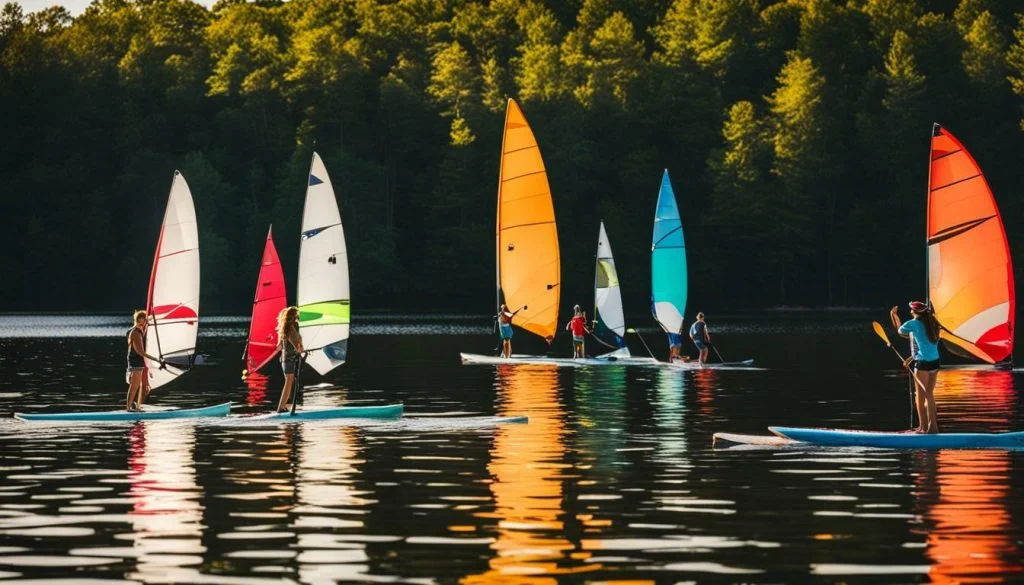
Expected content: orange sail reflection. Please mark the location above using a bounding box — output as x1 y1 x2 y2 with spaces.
464 364 593 584
244 371 270 407
914 369 1022 583
126 422 205 581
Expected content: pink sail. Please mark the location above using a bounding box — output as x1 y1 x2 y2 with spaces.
245 226 287 373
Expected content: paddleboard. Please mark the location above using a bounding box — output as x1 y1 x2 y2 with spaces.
769 426 1024 449
666 358 757 370
712 432 798 448
14 402 232 422
459 352 658 367
249 403 403 421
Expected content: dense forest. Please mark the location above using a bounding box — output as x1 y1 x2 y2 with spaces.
1 0 1023 315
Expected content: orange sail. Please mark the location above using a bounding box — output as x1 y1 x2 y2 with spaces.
496 98 560 342
927 123 1015 364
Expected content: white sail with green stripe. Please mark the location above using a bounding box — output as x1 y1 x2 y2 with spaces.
297 152 350 375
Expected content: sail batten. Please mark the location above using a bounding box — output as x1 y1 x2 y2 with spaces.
927 123 1014 364
496 98 560 342
297 152 350 375
145 171 200 389
651 170 687 340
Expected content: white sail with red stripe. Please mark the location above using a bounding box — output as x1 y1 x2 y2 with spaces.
145 171 200 389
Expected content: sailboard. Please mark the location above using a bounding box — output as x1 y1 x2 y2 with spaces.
495 98 560 342
145 171 200 389
651 169 687 343
244 226 287 374
298 152 350 375
927 124 1015 364
593 221 629 355
769 426 1024 449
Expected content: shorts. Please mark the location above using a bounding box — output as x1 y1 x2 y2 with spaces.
125 366 144 383
913 359 940 372
499 323 513 340
693 339 708 351
573 335 585 344
281 357 297 375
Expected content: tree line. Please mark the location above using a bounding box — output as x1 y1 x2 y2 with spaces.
1 0 1023 315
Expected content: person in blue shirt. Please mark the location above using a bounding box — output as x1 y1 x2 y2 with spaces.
689 312 710 364
891 301 941 433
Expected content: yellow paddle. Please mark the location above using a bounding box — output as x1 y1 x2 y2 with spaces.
872 321 906 362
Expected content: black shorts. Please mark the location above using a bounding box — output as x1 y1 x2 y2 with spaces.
913 359 940 372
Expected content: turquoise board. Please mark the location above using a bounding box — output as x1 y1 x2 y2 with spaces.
769 426 1024 449
254 403 403 421
651 169 687 338
15 402 232 422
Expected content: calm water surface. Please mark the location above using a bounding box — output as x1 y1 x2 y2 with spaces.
0 313 1022 584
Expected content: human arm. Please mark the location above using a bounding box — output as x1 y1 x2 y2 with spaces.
131 331 165 366
287 327 304 353
890 306 909 338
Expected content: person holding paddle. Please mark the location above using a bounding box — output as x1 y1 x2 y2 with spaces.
891 302 941 433
276 306 304 412
566 305 592 358
126 310 164 411
689 312 711 364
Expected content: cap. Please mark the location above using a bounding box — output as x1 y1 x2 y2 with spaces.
908 301 928 313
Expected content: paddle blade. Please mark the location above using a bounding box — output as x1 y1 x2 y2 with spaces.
872 321 892 347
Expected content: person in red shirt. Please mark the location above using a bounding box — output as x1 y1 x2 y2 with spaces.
565 305 592 358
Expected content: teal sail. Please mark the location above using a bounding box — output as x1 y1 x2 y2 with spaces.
651 170 687 340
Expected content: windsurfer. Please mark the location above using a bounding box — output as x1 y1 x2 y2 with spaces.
126 310 164 411
566 305 592 358
667 327 684 362
497 304 515 358
892 302 941 433
277 306 304 412
689 312 711 364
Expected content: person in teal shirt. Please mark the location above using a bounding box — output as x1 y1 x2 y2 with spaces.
892 301 941 433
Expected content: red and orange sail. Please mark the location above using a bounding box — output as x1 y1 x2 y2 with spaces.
245 226 287 374
927 123 1014 364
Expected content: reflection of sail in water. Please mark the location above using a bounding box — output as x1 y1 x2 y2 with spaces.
573 366 627 478
126 422 205 581
916 450 1022 583
915 369 1022 583
653 369 687 464
244 371 270 407
465 364 578 583
294 423 367 581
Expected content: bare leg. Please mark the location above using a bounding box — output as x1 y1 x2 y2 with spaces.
278 374 295 412
126 371 142 410
138 377 151 407
503 339 511 358
923 371 939 433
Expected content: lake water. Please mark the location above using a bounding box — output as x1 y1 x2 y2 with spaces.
0 313 1022 584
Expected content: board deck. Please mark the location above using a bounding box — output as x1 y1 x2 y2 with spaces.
249 403 404 421
14 402 232 422
769 426 1024 449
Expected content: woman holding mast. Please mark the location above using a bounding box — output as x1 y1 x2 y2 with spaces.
891 302 941 433
277 306 305 412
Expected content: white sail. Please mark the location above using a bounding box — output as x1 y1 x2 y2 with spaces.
593 221 627 350
297 152 350 375
145 171 200 389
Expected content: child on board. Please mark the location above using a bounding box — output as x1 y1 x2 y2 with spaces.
891 302 941 434
566 305 592 358
497 304 515 358
689 312 711 364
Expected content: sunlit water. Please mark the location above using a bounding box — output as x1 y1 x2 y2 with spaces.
0 313 1021 584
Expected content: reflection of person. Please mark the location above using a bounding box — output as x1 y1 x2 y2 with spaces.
689 312 710 364
566 305 591 358
276 307 304 412
497 304 515 358
126 310 163 411
892 302 941 434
